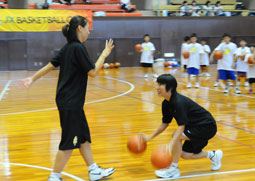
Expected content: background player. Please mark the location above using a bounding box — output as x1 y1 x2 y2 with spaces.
200 39 211 77
140 34 157 78
244 45 255 94
181 36 190 78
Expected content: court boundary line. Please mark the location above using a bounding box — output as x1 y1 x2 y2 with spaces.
0 162 85 181
0 80 12 101
0 77 135 116
143 168 255 181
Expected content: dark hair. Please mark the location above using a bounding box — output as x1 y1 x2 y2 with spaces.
157 74 177 93
201 38 207 42
222 33 231 38
184 36 190 42
192 0 197 4
205 1 211 5
62 16 88 43
216 1 221 5
183 1 187 4
190 33 197 38
144 34 150 38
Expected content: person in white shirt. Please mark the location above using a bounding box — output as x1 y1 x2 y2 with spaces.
200 39 211 77
234 40 250 87
244 45 255 94
189 1 200 16
181 36 190 77
203 1 214 16
140 34 157 78
210 33 241 94
180 1 189 16
121 0 136 12
186 33 203 88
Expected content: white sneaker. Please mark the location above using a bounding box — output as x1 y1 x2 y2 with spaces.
236 81 241 86
144 74 148 78
89 166 115 181
206 73 211 77
211 150 223 171
235 87 241 94
214 82 219 87
155 166 180 179
195 83 200 88
153 74 158 78
187 82 192 88
224 87 229 93
228 81 233 86
245 81 249 87
48 177 63 181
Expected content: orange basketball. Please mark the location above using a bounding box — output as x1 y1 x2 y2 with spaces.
135 44 142 52
114 62 121 68
151 145 172 169
247 56 254 64
241 55 245 61
182 51 190 59
110 63 115 69
214 51 223 60
164 61 170 67
127 135 147 154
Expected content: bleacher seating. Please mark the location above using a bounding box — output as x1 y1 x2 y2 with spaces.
170 0 236 5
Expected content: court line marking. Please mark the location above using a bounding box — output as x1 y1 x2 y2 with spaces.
0 162 85 181
0 76 135 116
0 80 12 101
143 168 255 181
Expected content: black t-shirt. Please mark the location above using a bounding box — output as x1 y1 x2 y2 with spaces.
51 40 95 110
162 92 216 126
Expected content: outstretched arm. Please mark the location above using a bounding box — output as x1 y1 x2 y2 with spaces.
88 39 114 78
17 62 55 89
142 123 169 142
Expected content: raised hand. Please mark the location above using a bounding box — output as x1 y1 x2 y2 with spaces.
101 39 114 58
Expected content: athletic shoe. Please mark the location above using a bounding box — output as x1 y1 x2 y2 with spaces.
206 73 211 77
195 82 200 88
48 177 63 181
228 81 233 86
214 82 219 87
153 74 158 78
199 73 204 77
223 87 229 93
211 150 223 171
235 87 241 94
248 89 253 94
187 82 192 88
236 81 241 86
155 166 180 179
144 74 148 78
89 166 115 181
244 81 249 87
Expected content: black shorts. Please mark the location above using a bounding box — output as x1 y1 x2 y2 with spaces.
182 123 217 154
200 65 207 68
183 65 187 69
248 78 255 84
141 63 153 68
58 109 91 150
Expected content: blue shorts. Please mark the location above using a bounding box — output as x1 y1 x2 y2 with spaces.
187 68 199 75
237 71 247 75
218 70 236 80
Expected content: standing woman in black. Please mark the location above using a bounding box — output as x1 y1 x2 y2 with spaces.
19 16 115 181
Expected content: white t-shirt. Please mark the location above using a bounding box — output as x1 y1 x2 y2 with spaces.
187 43 203 69
244 53 255 78
140 42 156 64
215 42 237 71
235 47 250 72
180 5 189 16
201 44 211 66
181 42 189 65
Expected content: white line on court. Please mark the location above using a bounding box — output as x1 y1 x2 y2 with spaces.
0 80 12 101
0 162 85 181
0 77 135 116
143 168 255 181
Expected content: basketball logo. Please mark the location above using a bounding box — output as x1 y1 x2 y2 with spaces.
73 136 78 146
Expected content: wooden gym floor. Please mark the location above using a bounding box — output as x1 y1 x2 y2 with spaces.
0 65 254 181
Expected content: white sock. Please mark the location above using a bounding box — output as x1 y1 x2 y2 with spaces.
171 162 178 168
88 163 98 171
207 151 215 159
50 172 61 178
